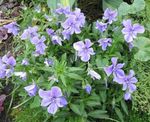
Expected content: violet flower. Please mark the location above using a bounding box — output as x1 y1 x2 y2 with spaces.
46 28 55 36
55 6 71 15
61 8 85 40
0 63 6 79
104 57 125 78
39 86 67 114
103 8 118 24
62 15 81 35
0 55 16 78
31 36 47 55
98 38 112 51
21 26 38 40
114 70 138 100
44 58 53 67
3 22 19 36
2 55 16 67
24 84 38 97
96 21 107 32
21 59 29 66
88 69 101 80
51 35 63 46
122 19 145 43
73 39 95 62
62 30 71 40
85 84 92 94
72 8 85 28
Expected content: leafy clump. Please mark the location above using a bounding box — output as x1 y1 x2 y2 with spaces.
132 61 150 118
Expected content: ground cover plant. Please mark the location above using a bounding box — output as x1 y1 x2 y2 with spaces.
0 0 150 122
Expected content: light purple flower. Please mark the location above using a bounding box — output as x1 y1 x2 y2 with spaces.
0 62 6 79
21 26 38 40
88 69 101 80
44 58 53 66
98 38 112 51
51 35 63 46
21 59 29 66
62 15 81 35
46 28 55 36
2 55 16 67
96 21 107 32
39 86 67 114
124 92 131 100
72 8 85 27
31 36 47 55
24 84 37 97
73 39 95 62
114 70 138 100
55 6 71 15
62 30 71 40
103 8 118 24
0 55 16 78
104 57 125 78
61 8 85 40
3 22 19 36
85 84 92 94
122 19 145 43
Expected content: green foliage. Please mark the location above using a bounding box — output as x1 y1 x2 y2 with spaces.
132 61 150 118
47 0 75 13
118 0 145 17
3 0 150 122
103 0 123 10
134 37 150 61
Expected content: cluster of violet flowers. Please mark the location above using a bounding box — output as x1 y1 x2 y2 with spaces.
0 6 145 115
21 26 47 56
46 6 85 46
24 84 67 114
0 54 16 78
104 57 137 100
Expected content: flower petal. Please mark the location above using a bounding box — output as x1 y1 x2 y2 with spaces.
133 24 145 33
124 92 131 100
47 103 58 114
41 98 51 107
56 97 68 107
51 86 62 98
104 65 113 76
38 89 51 99
73 41 84 51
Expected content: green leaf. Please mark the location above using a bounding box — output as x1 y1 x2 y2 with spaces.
100 91 107 103
60 0 75 7
68 67 83 72
96 56 109 68
86 101 101 107
103 0 123 10
66 73 83 80
121 100 128 115
115 108 124 122
88 110 108 119
37 66 53 72
60 75 67 86
118 0 145 17
70 104 81 115
30 96 40 109
47 0 60 12
134 37 150 61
